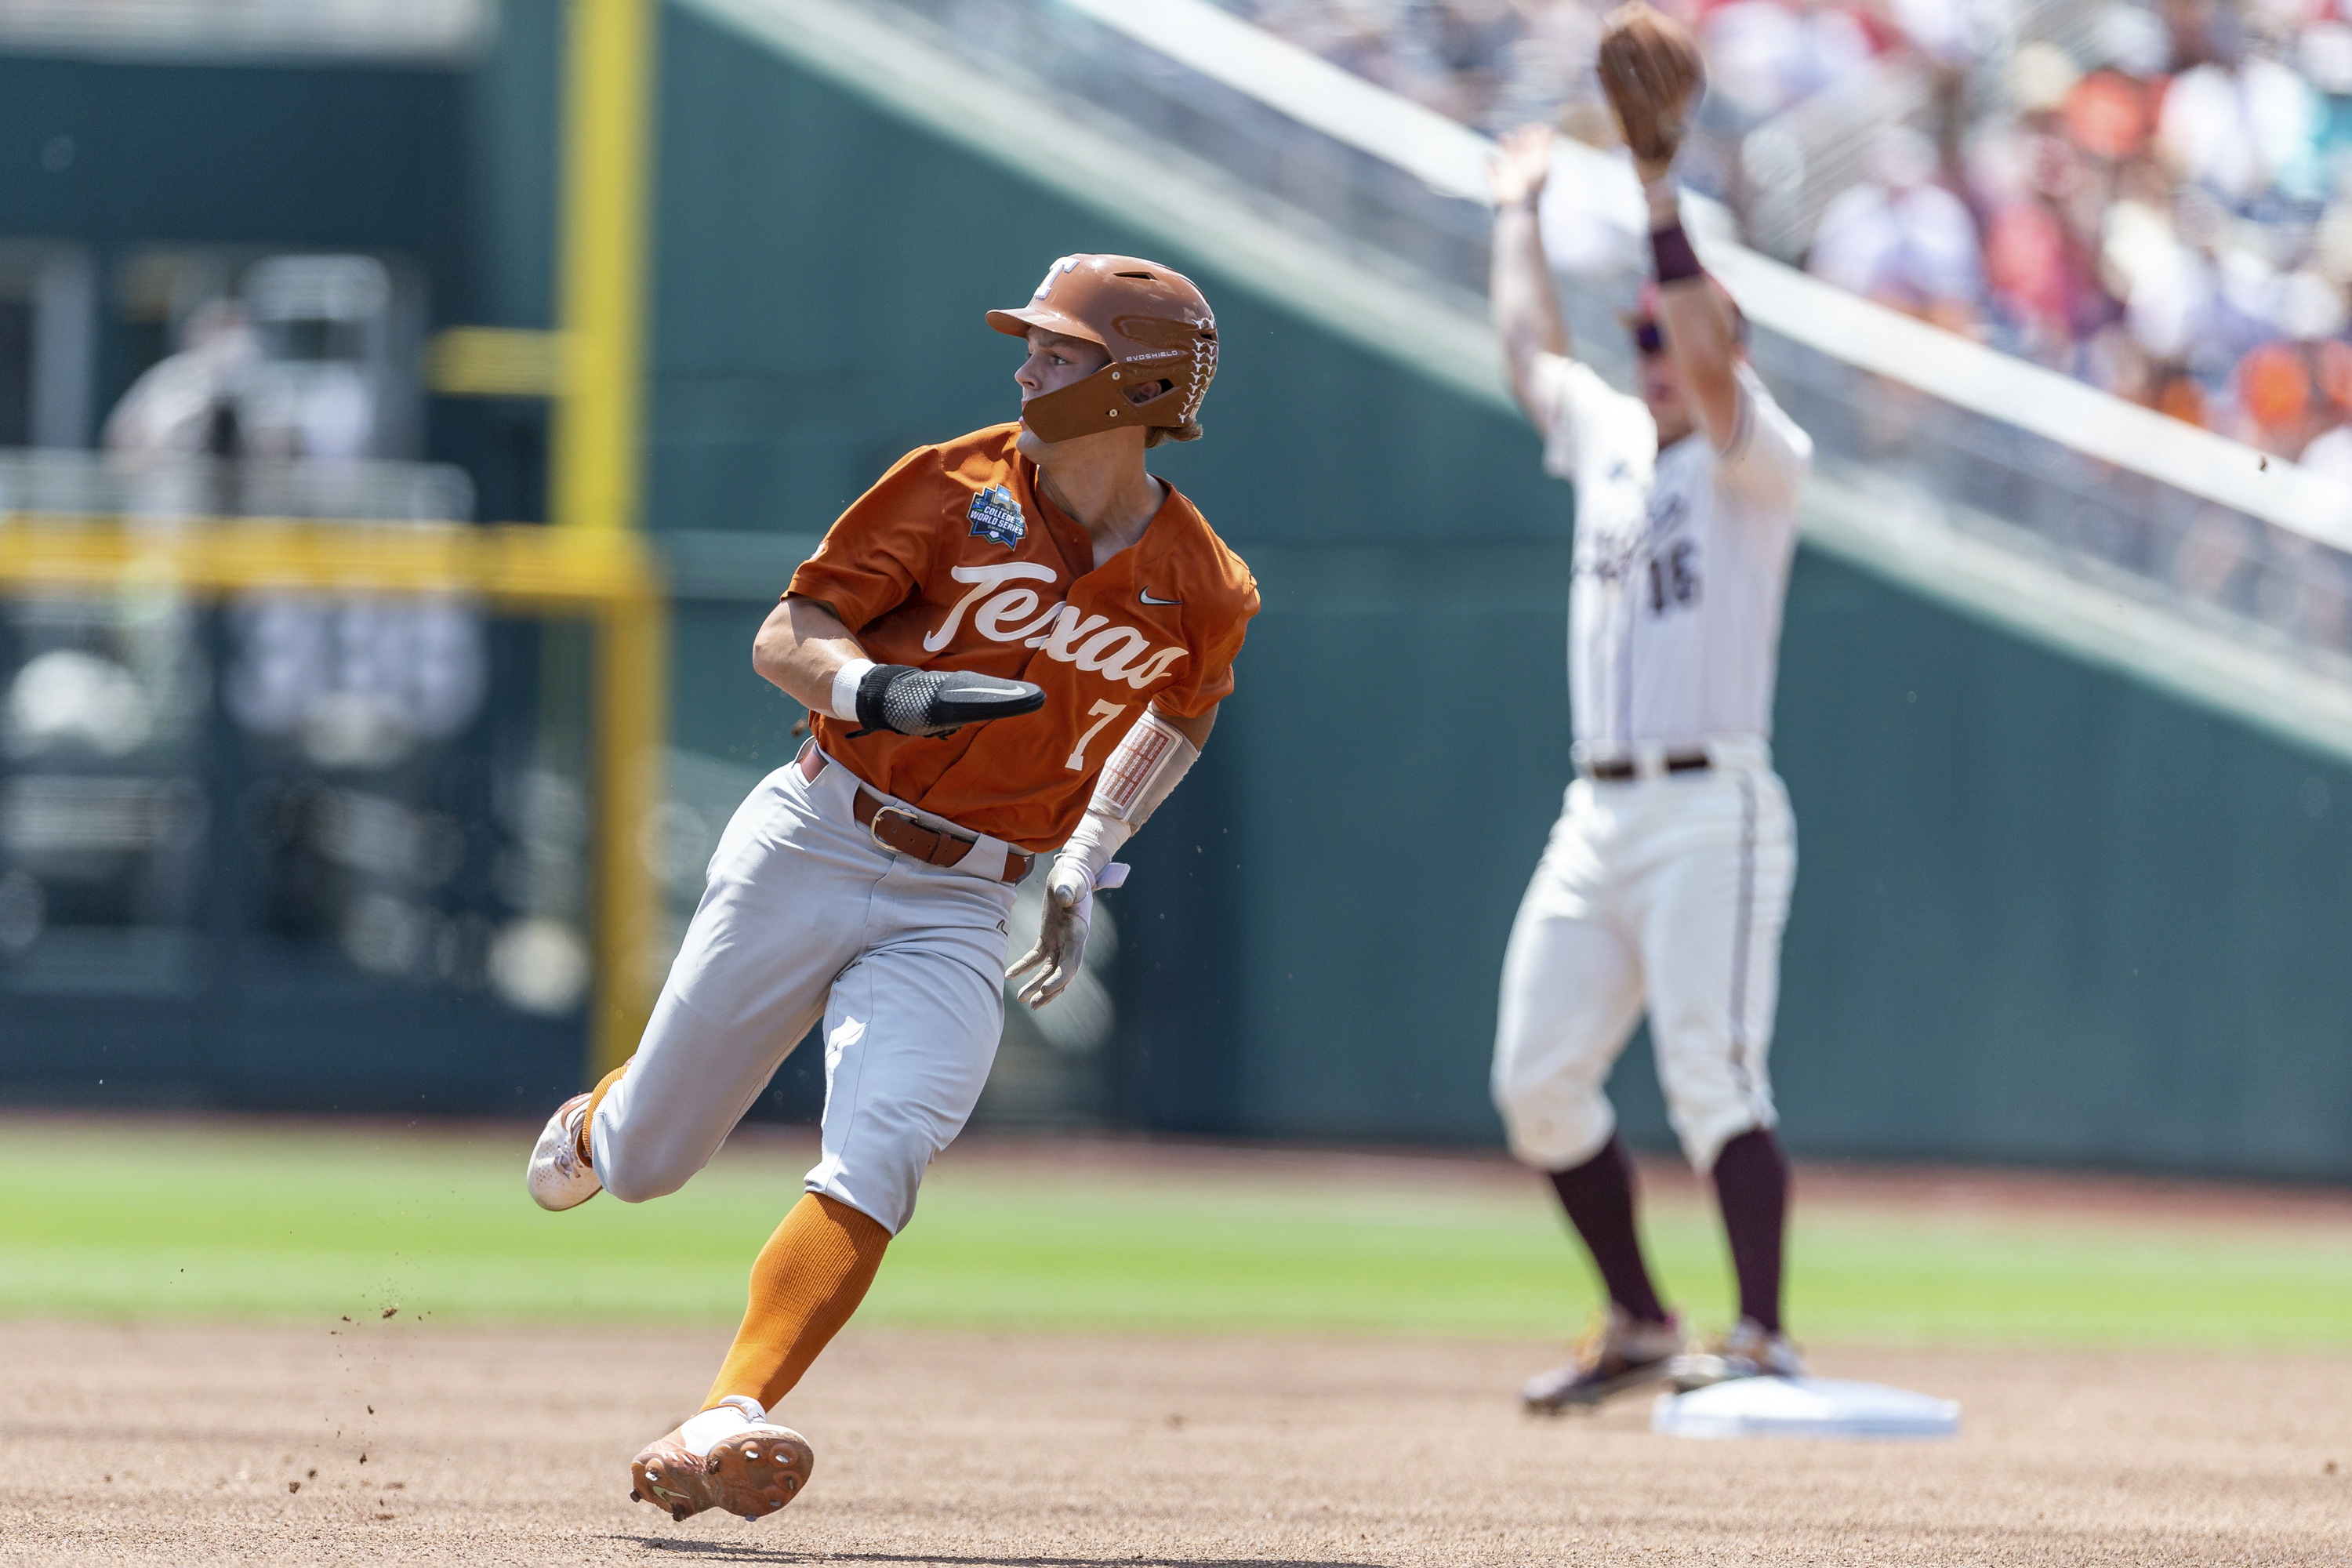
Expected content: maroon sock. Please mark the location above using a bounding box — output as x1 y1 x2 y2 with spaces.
1546 1135 1668 1325
1711 1127 1789 1335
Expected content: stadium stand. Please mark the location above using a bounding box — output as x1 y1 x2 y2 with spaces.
746 0 2352 758
1207 0 2352 467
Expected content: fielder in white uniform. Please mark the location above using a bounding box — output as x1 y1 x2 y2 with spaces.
1486 124 1813 1409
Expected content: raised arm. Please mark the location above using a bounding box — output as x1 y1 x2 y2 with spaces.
1490 125 1570 423
1599 0 1740 449
1644 179 1740 450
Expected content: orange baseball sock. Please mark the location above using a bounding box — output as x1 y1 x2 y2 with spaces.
704 1192 891 1414
575 1062 629 1167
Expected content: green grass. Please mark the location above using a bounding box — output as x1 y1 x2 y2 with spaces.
2 1120 2348 1348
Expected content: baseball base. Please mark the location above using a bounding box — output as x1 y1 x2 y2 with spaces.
1651 1377 1962 1440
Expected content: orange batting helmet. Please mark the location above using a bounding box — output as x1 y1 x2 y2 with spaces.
987 254 1218 445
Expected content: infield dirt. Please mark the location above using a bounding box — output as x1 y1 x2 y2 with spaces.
4 1320 2347 1566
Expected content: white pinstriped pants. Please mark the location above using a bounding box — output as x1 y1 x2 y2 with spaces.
1491 742 1795 1174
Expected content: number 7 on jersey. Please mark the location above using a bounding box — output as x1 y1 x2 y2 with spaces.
1065 701 1127 771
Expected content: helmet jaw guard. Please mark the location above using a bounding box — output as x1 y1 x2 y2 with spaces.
989 255 1218 444
1014 359 1186 444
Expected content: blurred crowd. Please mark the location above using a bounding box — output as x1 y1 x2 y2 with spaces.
1221 0 2352 472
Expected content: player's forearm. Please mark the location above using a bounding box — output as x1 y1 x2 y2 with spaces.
1081 705 1210 843
753 596 868 717
1646 179 1739 447
1158 703 1214 750
1491 201 1569 408
1654 282 1736 426
1054 705 1208 889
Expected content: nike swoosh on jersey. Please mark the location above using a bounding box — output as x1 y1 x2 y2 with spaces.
1138 590 1181 605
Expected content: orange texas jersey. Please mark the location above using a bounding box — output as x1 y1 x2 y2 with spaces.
787 423 1258 853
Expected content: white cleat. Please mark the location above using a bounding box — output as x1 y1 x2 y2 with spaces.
526 1092 601 1211
631 1418 815 1523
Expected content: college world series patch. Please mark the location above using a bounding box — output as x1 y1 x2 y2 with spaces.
967 485 1025 548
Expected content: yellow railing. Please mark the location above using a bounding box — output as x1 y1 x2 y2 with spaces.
0 515 669 1079
0 1 674 1083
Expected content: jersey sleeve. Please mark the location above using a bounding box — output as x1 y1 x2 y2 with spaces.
1715 365 1813 510
1149 567 1259 720
785 445 954 630
1527 353 1620 481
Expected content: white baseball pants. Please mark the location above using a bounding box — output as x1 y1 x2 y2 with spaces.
588 746 1016 1234
1491 741 1795 1174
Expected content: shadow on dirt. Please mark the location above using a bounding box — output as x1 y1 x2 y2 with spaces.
626 1540 1389 1568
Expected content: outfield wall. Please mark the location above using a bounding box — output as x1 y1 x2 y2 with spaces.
2 4 2347 1181
644 2 2352 1181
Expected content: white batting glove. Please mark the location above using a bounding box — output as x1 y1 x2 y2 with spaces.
1007 855 1126 1010
1010 708 1179 1011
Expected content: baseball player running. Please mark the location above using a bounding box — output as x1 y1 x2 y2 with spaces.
521 253 1256 1518
1486 4 1813 1411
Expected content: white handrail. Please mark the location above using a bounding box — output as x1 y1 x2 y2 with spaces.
688 0 1510 412
1056 0 2352 555
681 0 2352 762
1701 245 2352 554
1051 0 1495 202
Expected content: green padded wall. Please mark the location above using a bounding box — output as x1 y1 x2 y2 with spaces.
646 2 2352 1178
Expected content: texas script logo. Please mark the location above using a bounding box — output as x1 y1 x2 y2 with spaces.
924 563 1188 691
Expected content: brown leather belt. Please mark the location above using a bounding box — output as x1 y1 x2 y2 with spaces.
800 742 1032 881
853 789 1031 881
1587 752 1711 782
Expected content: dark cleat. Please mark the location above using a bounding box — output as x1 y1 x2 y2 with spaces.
1521 1307 1686 1412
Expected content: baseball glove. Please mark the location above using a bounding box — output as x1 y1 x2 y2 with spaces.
1596 2 1705 166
